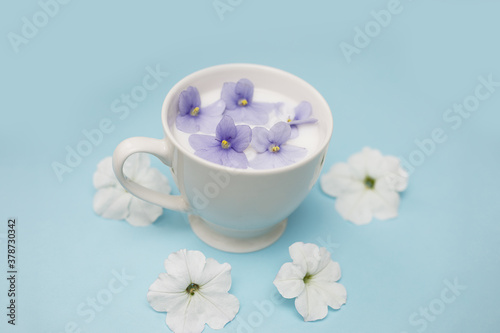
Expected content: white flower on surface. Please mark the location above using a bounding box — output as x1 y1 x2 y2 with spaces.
147 249 240 333
274 242 346 322
320 147 409 225
93 154 171 226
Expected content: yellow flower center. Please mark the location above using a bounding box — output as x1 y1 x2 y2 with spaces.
190 107 200 116
221 140 230 149
287 118 292 122
238 99 248 106
271 145 280 152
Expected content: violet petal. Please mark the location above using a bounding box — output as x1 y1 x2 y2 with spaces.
176 114 200 133
179 86 201 116
194 147 225 166
288 118 318 126
272 151 296 169
221 82 239 110
294 101 312 121
280 144 307 163
221 149 249 169
290 125 299 139
197 101 226 133
201 100 226 117
216 115 237 141
224 103 276 125
269 122 292 146
249 151 276 169
251 127 271 153
223 107 246 123
250 144 307 169
196 113 223 133
235 78 254 103
231 125 252 153
188 134 220 151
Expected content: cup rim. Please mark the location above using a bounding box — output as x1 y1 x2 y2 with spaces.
161 63 333 175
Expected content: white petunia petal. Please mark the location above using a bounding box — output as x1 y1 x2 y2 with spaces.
289 242 324 273
147 273 189 312
123 153 151 180
148 249 240 333
359 147 386 179
336 187 400 224
126 197 164 226
93 157 119 189
295 282 328 322
165 295 205 333
320 163 363 197
93 187 131 220
321 147 408 224
377 155 409 192
311 247 333 276
274 243 347 322
164 250 207 285
198 258 232 293
346 147 378 180
319 281 347 310
149 272 189 295
166 292 239 333
273 262 306 299
295 281 347 322
313 260 342 284
150 292 187 314
92 154 171 226
372 188 400 220
135 167 171 194
335 189 379 225
198 291 240 329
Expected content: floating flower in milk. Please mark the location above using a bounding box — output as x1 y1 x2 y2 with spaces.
249 122 307 169
176 86 225 133
189 115 252 169
286 101 318 139
175 79 319 170
221 78 278 125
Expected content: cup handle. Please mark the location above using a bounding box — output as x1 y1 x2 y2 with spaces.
112 137 190 212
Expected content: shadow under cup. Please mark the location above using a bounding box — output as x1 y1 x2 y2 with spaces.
162 64 333 253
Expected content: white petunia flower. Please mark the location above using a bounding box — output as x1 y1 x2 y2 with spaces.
320 147 409 225
147 249 240 333
274 242 346 322
93 154 171 226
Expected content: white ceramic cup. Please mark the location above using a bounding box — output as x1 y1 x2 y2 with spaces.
112 64 333 253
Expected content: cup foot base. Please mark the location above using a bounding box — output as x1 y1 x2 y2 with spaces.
188 215 287 253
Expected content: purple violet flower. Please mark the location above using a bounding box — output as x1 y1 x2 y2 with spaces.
249 122 307 169
221 78 277 125
176 86 226 133
287 101 318 139
189 115 252 169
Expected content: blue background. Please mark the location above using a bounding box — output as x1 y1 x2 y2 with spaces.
1 0 499 332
